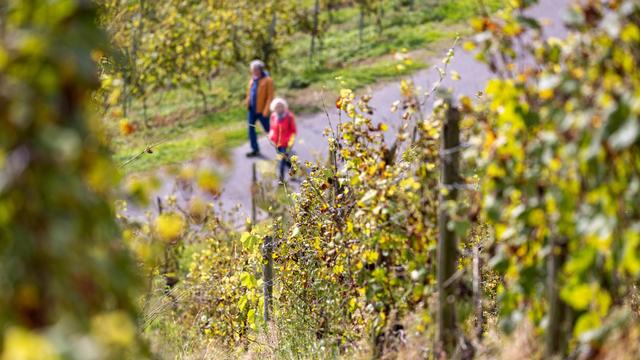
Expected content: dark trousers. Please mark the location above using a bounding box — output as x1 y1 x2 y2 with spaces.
277 146 292 181
248 110 269 152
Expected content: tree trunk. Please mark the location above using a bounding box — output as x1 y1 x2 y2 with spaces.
131 0 145 60
327 0 334 23
359 6 365 45
122 69 129 118
196 84 208 113
0 3 7 39
263 13 277 69
310 0 320 63
142 94 151 129
376 4 384 35
207 77 213 93
124 0 145 120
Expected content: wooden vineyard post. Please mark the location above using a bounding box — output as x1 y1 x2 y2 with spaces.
156 196 163 215
437 103 460 355
250 162 257 230
547 236 569 357
329 147 338 207
262 235 274 322
473 243 483 340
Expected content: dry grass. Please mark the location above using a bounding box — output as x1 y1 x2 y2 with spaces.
147 312 640 360
486 322 542 360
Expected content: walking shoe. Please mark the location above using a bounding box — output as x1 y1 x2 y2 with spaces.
246 150 261 158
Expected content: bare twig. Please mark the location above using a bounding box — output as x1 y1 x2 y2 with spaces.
120 136 171 169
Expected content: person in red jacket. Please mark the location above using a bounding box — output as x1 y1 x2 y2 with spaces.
268 97 297 182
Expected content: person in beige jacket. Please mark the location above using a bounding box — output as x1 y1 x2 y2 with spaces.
245 59 274 157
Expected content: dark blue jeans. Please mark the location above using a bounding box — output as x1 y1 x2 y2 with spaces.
248 110 269 152
277 146 292 181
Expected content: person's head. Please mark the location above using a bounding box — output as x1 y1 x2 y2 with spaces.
270 97 288 116
250 59 265 77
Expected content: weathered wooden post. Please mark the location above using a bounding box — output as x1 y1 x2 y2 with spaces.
547 237 569 357
262 235 274 322
473 242 483 340
250 162 257 230
437 103 460 355
329 147 338 207
156 196 163 215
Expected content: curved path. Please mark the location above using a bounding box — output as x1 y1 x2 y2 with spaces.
125 0 570 224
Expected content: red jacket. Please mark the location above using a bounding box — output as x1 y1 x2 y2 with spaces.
269 111 297 148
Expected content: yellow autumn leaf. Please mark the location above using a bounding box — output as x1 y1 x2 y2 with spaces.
197 170 221 195
91 311 136 347
189 198 208 223
154 213 185 242
1 327 59 360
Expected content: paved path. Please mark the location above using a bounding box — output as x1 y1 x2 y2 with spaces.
125 0 570 224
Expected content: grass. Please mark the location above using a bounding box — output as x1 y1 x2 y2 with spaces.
115 115 247 173
112 0 503 174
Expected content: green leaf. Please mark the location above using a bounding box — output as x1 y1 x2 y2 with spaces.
560 283 594 310
237 295 248 312
240 272 257 289
564 246 596 276
247 309 257 330
574 312 601 338
450 219 471 237
516 15 541 30
240 232 258 250
622 228 640 275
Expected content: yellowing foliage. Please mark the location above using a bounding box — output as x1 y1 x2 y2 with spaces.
1 328 59 360
468 0 640 352
154 213 185 242
0 0 143 358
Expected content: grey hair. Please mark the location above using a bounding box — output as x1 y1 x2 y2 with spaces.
270 97 288 112
250 59 265 70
